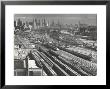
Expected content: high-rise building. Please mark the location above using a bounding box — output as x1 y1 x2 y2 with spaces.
38 20 40 26
33 18 37 30
46 21 50 27
26 21 29 27
51 20 55 26
14 20 16 28
17 19 22 27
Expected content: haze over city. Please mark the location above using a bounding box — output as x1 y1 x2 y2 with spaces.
15 14 97 26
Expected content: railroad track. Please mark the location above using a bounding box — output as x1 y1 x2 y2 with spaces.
38 46 96 75
30 49 80 76
44 50 90 76
49 50 97 76
31 51 57 76
28 45 96 76
36 50 69 76
31 49 90 76
42 43 97 63
16 36 97 76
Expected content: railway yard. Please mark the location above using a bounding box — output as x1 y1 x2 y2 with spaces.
14 30 97 76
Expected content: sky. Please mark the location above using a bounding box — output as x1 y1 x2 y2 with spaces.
15 14 97 26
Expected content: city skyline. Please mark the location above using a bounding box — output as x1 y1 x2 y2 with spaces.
15 14 97 26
